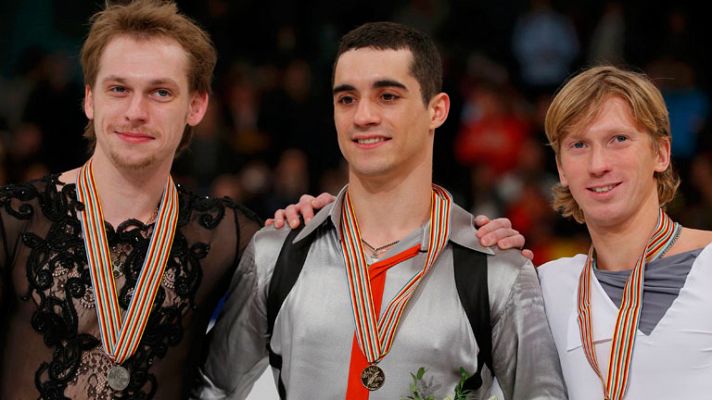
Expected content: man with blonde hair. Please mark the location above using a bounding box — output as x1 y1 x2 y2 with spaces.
538 65 712 399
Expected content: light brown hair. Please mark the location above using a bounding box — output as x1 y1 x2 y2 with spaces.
80 0 216 153
545 65 679 223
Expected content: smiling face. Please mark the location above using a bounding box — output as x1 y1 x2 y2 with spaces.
84 35 208 172
332 48 448 182
557 96 670 229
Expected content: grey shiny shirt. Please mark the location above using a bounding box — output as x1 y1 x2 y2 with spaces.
193 188 565 399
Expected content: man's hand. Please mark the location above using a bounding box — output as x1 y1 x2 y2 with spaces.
474 215 534 260
266 193 336 229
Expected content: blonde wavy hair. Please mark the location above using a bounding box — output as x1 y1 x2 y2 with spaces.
545 65 680 223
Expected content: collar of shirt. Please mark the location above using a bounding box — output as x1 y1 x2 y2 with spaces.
293 185 494 256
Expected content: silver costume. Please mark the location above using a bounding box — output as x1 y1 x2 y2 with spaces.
193 188 565 399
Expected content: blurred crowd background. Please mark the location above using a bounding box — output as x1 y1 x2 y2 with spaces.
1 0 711 264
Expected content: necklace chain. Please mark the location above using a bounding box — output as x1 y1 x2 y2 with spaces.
361 239 400 254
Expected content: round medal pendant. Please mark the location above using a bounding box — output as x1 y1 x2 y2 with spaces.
107 365 130 391
361 364 385 391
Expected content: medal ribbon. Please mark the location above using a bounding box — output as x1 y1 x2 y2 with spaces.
340 185 451 364
76 159 179 364
577 209 680 400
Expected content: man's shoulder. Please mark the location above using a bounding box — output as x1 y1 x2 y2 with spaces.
1 174 61 217
484 246 533 288
175 187 262 231
537 254 587 302
1 174 57 198
252 224 294 248
537 254 587 275
679 228 712 254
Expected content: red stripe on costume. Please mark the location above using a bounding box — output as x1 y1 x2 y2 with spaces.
345 245 420 399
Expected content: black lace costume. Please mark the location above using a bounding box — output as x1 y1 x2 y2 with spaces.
0 175 261 399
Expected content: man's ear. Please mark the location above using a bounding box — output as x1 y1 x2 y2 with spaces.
654 136 671 173
556 157 569 187
187 91 209 127
428 92 450 130
84 85 94 120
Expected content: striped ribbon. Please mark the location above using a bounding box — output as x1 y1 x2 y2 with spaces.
577 209 680 400
76 159 179 364
340 185 451 364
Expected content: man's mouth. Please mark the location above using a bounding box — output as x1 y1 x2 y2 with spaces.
588 183 619 193
354 137 387 145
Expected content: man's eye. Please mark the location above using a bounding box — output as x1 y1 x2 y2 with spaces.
381 93 399 101
338 96 354 105
614 135 628 142
110 86 127 93
155 89 171 97
572 142 585 149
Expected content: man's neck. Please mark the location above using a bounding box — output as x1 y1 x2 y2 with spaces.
347 170 433 247
587 203 661 272
63 155 172 227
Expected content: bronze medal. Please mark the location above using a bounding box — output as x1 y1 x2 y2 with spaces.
107 365 130 391
360 364 385 391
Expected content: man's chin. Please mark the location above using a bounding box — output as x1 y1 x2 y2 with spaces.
109 153 157 171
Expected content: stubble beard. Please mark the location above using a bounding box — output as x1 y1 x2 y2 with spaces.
101 123 165 171
108 148 158 171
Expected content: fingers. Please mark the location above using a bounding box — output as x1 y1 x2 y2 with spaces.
266 192 337 230
284 204 302 228
479 229 522 248
313 192 336 209
473 214 491 229
475 217 512 240
522 249 534 261
269 209 287 229
473 217 523 249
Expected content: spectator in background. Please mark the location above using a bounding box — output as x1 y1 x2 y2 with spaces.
455 82 531 177
587 1 626 66
647 59 709 167
512 0 579 98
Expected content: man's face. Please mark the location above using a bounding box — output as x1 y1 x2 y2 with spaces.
557 96 670 229
332 48 448 181
84 35 207 171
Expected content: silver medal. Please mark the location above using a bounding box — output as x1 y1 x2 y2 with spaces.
107 365 130 391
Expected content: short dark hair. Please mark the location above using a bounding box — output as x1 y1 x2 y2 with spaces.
334 22 442 105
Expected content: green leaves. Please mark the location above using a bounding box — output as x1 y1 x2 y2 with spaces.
401 367 474 400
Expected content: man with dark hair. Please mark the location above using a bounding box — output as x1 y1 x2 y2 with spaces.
194 22 564 399
0 1 262 398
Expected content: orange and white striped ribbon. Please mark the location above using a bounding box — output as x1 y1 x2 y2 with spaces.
577 209 680 400
76 159 179 364
340 185 451 364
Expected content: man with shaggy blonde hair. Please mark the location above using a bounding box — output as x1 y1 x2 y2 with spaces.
538 65 712 399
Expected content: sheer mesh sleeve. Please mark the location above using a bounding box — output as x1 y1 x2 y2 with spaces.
0 177 264 399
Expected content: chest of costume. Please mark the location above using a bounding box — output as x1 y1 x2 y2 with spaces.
540 247 712 399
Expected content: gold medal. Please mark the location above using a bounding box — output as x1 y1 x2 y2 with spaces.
360 364 385 391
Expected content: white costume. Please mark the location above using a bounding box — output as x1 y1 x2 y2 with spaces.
537 243 712 399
